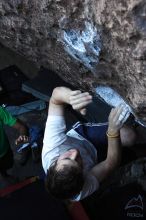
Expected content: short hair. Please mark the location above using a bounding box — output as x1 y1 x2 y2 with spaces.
45 160 84 200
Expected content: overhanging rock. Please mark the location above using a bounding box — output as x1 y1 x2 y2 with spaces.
0 0 146 124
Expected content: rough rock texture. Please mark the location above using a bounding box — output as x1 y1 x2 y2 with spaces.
0 0 146 123
106 157 146 191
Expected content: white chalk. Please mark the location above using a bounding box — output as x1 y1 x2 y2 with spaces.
118 110 130 123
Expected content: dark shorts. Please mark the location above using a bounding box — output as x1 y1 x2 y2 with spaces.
73 121 137 165
0 147 14 173
73 122 108 162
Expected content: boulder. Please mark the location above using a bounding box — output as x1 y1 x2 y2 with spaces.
0 0 146 124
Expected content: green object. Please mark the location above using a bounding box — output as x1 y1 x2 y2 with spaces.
0 107 16 157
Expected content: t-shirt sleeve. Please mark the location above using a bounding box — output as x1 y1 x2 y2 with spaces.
71 174 99 201
0 107 16 126
42 115 67 173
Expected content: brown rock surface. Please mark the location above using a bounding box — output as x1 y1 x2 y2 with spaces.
108 157 146 192
0 0 146 123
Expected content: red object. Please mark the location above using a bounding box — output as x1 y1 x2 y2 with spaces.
68 202 90 220
0 176 39 197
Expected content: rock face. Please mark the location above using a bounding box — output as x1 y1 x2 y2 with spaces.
108 157 146 191
0 0 146 124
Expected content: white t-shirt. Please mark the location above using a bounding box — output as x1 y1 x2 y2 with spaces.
42 115 99 201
